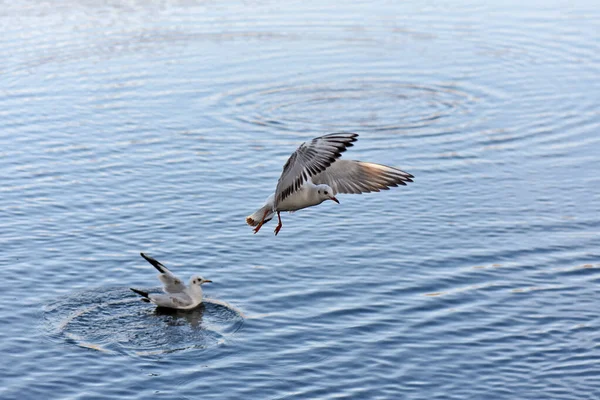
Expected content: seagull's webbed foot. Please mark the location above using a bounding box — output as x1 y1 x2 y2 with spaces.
253 209 269 234
274 212 282 236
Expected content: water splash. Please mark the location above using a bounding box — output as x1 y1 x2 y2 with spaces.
43 287 244 356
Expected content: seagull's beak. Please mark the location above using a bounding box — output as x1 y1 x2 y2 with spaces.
203 279 212 284
330 196 340 204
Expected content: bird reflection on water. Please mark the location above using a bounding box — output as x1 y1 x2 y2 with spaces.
154 303 207 329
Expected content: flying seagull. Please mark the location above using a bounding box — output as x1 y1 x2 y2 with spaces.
246 132 413 235
130 253 212 310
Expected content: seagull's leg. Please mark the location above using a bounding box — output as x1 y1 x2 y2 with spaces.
253 209 270 234
274 212 283 235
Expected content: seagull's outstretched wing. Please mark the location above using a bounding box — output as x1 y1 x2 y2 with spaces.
140 253 186 294
274 133 358 207
312 160 413 194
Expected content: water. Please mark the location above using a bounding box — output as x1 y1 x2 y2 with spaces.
1 0 599 398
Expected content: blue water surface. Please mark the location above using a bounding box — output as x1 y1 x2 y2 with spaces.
1 0 600 399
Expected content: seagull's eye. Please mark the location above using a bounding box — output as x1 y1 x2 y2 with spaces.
318 190 321 194
324 191 328 195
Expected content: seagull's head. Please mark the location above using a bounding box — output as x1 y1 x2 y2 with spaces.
190 275 212 287
316 184 339 204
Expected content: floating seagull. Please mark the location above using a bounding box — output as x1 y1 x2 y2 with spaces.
130 253 212 310
246 132 413 235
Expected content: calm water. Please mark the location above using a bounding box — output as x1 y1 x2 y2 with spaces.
1 0 600 399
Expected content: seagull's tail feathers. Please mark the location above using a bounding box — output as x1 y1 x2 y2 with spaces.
130 288 151 303
246 203 274 227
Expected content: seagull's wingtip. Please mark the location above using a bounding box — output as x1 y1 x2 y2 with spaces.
139 253 167 273
130 288 150 298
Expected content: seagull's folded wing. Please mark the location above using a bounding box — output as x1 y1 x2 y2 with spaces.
274 133 358 206
312 160 413 194
150 293 194 308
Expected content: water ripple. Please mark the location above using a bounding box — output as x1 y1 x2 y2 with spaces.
210 77 487 135
43 287 245 356
1 1 600 399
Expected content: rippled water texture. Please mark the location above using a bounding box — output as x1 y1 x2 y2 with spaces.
1 1 600 399
44 287 244 355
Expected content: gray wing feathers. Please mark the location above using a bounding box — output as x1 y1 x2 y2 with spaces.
149 293 194 308
274 133 358 206
312 160 413 194
158 273 187 294
140 253 187 294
